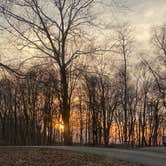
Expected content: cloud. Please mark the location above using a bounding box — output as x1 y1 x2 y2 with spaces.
125 0 166 43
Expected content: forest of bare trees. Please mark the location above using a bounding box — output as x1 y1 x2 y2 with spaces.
0 0 165 147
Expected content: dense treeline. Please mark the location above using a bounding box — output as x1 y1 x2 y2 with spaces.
0 66 62 145
0 47 165 146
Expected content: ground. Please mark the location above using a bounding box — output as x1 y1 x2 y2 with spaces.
139 146 166 153
0 147 140 166
54 146 166 166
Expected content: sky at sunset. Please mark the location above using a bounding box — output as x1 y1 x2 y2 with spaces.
0 0 165 63
117 0 166 42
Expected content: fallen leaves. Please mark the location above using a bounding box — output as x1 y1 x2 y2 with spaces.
0 147 138 166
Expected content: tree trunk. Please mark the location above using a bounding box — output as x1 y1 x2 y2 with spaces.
61 68 72 145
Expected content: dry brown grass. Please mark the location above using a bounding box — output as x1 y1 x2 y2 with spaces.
0 147 140 166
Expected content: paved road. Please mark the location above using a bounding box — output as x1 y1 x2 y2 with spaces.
53 146 166 166
140 146 166 153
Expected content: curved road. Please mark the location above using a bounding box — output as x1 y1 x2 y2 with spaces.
53 146 166 166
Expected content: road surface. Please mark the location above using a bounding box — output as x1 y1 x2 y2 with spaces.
53 146 166 166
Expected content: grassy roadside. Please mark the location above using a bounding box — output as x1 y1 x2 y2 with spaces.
0 147 142 166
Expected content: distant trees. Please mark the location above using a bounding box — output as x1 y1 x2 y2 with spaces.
0 56 165 146
82 70 118 145
0 65 61 145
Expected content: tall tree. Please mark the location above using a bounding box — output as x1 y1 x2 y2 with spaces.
114 24 134 143
0 0 95 145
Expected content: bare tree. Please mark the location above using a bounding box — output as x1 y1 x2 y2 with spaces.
113 24 134 143
0 0 95 145
152 24 166 61
151 24 166 107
